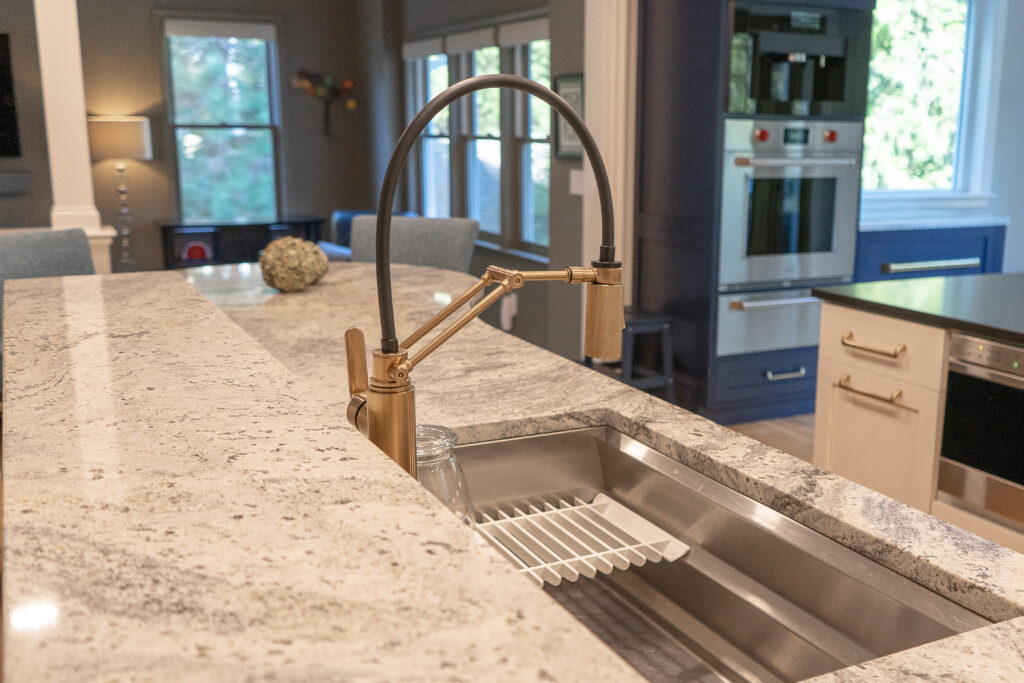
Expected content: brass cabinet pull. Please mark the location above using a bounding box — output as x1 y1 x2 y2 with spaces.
841 331 906 358
765 366 807 381
880 257 980 274
836 374 918 412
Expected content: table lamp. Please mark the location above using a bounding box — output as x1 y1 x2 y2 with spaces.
88 116 153 272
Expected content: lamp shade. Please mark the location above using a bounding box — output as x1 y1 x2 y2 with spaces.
87 116 153 161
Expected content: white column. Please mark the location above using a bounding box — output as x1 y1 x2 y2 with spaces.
581 0 639 348
33 0 114 273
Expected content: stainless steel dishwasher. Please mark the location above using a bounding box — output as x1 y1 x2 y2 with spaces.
939 332 1024 533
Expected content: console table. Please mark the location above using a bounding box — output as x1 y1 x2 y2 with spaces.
161 217 324 269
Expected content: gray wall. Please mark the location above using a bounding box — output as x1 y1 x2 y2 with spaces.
403 0 547 37
0 2 53 227
2 0 402 271
990 0 1024 272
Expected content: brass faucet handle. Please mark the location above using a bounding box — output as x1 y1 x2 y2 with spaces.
344 327 369 396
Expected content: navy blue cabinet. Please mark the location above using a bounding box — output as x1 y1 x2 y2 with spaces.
711 346 819 424
855 225 1005 282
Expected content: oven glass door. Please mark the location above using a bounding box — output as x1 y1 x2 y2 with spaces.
939 365 1024 530
719 154 858 288
746 177 836 255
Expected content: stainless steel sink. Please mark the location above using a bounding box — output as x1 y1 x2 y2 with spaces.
454 427 989 682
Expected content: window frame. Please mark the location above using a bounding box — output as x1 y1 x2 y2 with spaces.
860 0 1008 219
163 19 284 225
404 24 552 258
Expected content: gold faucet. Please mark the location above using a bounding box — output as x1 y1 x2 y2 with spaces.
344 74 624 478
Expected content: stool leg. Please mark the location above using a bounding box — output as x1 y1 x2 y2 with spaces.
621 325 635 382
661 322 676 403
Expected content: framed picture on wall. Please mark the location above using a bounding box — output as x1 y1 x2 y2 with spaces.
553 74 583 159
0 34 22 157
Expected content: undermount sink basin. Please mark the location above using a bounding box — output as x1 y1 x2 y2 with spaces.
454 427 989 682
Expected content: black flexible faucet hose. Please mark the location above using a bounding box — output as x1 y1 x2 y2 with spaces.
375 73 617 353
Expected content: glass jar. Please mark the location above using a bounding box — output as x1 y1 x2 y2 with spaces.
416 424 476 527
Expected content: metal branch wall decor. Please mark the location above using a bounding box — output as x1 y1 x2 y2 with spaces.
291 69 356 136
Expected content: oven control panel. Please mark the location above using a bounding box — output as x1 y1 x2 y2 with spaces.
950 333 1024 378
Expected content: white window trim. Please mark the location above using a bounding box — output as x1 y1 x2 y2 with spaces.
164 19 277 42
860 0 1007 221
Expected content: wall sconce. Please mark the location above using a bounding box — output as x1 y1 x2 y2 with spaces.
88 116 153 272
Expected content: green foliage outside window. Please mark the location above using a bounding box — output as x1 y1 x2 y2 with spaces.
528 40 551 139
169 36 271 125
862 0 968 191
426 54 449 136
473 47 502 137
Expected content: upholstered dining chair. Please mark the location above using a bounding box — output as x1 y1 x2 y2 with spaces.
0 228 95 402
349 215 480 273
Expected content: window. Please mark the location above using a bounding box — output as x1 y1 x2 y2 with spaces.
165 20 280 224
405 21 551 255
861 0 1007 213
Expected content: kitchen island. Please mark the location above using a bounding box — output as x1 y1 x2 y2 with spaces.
813 271 1024 344
3 263 1024 680
811 271 1024 554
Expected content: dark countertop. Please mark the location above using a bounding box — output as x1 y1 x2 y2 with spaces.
812 272 1024 345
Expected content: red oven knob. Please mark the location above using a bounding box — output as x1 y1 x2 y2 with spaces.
754 128 770 142
824 129 838 143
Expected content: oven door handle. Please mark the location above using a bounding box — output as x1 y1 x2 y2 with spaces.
948 358 1024 391
729 296 820 311
734 157 857 168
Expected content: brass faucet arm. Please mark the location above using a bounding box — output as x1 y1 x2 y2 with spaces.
393 265 606 380
400 275 517 374
520 267 599 283
400 276 492 350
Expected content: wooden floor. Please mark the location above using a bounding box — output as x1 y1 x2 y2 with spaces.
729 413 815 463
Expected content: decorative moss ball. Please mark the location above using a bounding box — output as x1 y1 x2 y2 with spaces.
259 237 329 293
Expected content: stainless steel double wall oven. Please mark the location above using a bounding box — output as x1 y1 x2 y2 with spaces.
720 118 861 292
716 1 869 361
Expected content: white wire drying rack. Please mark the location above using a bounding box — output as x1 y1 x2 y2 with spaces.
475 493 690 587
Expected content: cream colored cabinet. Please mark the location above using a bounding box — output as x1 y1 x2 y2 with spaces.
813 303 948 512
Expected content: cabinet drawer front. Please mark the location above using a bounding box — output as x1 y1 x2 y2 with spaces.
717 290 821 356
854 226 1005 282
714 347 818 404
819 303 947 391
813 358 943 512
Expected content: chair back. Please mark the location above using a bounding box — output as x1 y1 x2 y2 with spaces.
328 209 418 246
350 216 480 273
0 228 95 283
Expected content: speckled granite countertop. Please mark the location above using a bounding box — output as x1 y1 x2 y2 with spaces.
4 262 1024 681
